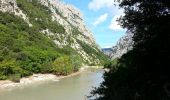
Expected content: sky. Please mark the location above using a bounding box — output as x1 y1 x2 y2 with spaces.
63 0 126 48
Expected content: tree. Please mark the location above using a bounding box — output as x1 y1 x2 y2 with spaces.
52 55 73 75
91 0 170 100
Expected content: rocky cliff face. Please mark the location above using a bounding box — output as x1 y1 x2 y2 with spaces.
111 32 133 59
103 32 133 59
0 0 32 26
38 0 95 45
0 0 107 65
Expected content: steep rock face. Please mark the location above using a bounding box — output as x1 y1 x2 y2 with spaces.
37 0 101 64
0 0 107 65
104 33 133 59
37 0 99 64
38 0 95 45
111 33 133 59
0 0 32 26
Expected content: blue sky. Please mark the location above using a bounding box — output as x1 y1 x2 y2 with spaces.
63 0 126 48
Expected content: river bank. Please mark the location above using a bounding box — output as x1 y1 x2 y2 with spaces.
0 69 82 89
0 66 102 89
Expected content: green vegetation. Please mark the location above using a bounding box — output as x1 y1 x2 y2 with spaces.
71 27 82 36
91 0 170 100
103 58 118 69
0 0 108 81
77 40 109 65
17 0 65 34
0 11 82 81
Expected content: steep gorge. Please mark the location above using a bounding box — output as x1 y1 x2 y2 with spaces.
0 0 108 80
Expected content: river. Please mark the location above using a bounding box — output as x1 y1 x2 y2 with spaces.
0 70 103 100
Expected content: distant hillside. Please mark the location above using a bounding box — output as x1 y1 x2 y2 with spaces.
102 48 113 58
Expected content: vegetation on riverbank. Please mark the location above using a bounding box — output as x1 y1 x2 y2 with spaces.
91 0 170 100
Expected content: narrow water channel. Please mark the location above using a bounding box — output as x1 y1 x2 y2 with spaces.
0 70 103 100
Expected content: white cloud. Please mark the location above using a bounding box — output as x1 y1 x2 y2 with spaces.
109 15 123 30
88 0 115 11
88 0 124 30
93 13 108 26
103 45 112 48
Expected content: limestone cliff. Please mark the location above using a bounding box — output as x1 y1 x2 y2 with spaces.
110 32 133 59
102 32 133 59
0 0 32 26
